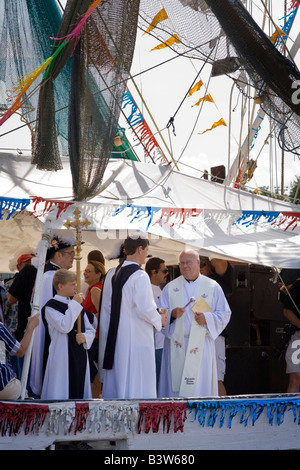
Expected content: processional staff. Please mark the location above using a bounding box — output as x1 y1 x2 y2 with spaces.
64 207 91 333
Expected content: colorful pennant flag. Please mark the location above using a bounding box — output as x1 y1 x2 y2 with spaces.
233 210 300 231
192 94 214 107
151 34 181 51
30 197 74 219
122 90 169 163
188 80 203 96
198 118 227 135
270 28 286 44
0 197 30 220
143 8 168 35
113 204 202 229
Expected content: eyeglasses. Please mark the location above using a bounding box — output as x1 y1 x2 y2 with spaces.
159 269 169 274
179 261 195 266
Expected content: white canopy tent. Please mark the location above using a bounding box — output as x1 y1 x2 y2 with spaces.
0 151 300 273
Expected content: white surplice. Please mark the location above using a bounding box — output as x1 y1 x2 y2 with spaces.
41 295 95 400
102 261 162 399
158 275 231 398
30 267 58 396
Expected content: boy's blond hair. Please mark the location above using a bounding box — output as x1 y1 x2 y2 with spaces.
53 269 76 291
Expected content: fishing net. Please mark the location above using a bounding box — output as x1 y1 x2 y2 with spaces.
0 0 139 201
139 0 300 156
32 0 140 200
0 0 69 152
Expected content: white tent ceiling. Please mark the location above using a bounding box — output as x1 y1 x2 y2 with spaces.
0 151 300 273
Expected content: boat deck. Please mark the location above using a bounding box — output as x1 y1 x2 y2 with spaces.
0 393 299 450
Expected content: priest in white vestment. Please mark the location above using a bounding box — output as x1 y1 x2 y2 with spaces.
102 233 163 400
158 249 231 398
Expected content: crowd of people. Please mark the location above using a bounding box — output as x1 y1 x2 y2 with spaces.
0 230 299 402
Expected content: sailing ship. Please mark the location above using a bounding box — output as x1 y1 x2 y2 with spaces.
0 0 300 450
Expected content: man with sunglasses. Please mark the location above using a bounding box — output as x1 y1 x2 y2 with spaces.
145 257 169 389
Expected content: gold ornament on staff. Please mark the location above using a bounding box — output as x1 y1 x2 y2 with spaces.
64 207 91 333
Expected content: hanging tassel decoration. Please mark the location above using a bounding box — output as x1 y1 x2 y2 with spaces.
69 403 89 434
138 402 187 434
0 403 48 436
50 0 103 52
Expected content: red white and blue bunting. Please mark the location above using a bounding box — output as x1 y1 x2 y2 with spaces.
188 398 300 428
234 210 300 231
0 197 299 235
0 196 74 221
0 197 31 220
122 90 169 163
0 397 299 437
113 204 202 229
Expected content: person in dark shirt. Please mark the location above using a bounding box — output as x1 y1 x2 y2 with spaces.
6 253 37 379
0 315 39 400
7 254 37 341
200 257 232 396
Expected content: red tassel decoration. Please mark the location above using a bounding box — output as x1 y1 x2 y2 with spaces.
70 403 89 434
0 403 48 436
138 402 187 434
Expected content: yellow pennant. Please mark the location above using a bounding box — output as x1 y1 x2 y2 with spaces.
188 80 203 96
151 34 181 51
199 118 227 135
192 93 214 107
144 8 168 35
270 28 285 44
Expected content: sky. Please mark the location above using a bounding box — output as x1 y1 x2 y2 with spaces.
124 1 300 196
0 0 299 198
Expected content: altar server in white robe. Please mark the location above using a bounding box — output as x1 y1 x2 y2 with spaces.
41 269 95 400
158 249 231 398
30 234 76 396
102 232 163 399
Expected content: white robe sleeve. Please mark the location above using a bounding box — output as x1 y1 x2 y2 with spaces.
157 284 177 339
203 283 231 340
82 313 96 350
40 271 56 308
133 272 162 332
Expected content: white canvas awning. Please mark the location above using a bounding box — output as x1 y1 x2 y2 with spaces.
0 151 300 272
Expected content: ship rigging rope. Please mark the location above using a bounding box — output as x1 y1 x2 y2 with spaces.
166 45 216 138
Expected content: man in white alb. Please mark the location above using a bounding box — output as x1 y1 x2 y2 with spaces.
158 249 231 398
102 233 163 399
